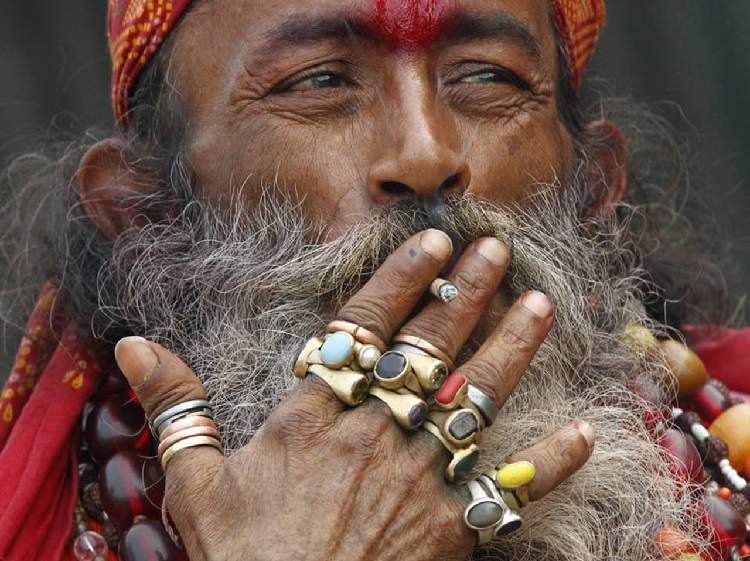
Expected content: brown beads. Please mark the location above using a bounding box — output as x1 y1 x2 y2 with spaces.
696 435 729 465
659 339 708 399
709 404 750 470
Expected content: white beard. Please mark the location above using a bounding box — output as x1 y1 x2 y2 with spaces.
100 182 707 560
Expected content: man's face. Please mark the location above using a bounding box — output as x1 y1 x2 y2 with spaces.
171 0 573 237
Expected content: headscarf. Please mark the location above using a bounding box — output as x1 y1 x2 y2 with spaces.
107 0 605 125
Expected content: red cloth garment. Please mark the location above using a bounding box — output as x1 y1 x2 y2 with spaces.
0 284 107 561
684 325 750 398
107 0 607 124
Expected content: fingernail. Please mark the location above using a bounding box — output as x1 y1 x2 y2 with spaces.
419 229 453 260
115 336 159 386
574 420 596 452
521 291 554 318
476 237 509 266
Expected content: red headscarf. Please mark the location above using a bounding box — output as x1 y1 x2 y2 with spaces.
107 0 606 125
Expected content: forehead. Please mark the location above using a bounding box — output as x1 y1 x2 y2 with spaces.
184 0 557 59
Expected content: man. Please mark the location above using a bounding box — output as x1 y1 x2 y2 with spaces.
0 0 748 560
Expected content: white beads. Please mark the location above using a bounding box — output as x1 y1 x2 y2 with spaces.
718 459 748 491
73 531 108 561
691 423 710 442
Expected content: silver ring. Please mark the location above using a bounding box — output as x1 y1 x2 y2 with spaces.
467 385 499 428
151 399 213 436
464 475 522 544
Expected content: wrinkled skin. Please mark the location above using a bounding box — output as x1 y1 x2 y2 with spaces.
83 0 617 559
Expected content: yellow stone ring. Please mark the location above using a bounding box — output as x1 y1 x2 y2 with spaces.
492 460 536 510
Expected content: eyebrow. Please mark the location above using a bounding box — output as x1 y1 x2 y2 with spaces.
445 12 544 63
258 11 544 62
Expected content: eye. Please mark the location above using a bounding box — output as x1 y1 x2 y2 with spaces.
286 73 347 92
460 70 506 84
454 67 530 91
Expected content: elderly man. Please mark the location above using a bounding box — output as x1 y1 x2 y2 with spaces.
1 0 749 560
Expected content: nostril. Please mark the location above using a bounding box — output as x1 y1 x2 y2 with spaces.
381 181 410 195
439 173 460 192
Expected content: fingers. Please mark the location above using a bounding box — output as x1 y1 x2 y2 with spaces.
505 421 595 502
397 237 510 360
459 291 554 408
336 229 453 343
114 336 224 479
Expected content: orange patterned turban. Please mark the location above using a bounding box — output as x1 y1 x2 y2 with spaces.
107 0 605 126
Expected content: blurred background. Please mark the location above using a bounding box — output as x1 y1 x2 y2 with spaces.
0 1 748 375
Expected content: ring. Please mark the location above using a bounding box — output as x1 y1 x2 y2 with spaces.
373 350 448 395
426 407 483 447
391 334 455 370
157 421 222 459
430 278 459 303
150 399 214 437
492 461 536 510
467 384 499 428
326 320 387 353
160 435 224 471
421 420 480 482
464 475 522 545
369 385 428 430
294 336 371 406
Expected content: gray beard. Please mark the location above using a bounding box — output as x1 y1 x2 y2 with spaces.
99 179 707 560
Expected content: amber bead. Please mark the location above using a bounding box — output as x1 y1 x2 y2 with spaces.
118 520 188 561
701 495 748 560
85 392 153 464
654 525 694 557
659 339 707 399
709 404 750 470
99 451 165 531
659 429 705 486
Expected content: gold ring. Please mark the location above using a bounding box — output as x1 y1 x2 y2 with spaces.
161 435 224 471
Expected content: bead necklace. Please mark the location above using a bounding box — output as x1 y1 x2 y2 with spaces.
70 366 186 561
647 335 750 561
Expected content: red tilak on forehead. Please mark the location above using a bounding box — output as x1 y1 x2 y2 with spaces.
368 0 459 51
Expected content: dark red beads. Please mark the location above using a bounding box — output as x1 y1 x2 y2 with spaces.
659 429 705 486
701 495 748 560
118 520 188 561
85 392 153 464
692 382 731 423
99 451 165 531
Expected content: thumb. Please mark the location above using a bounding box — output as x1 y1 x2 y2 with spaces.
114 336 224 472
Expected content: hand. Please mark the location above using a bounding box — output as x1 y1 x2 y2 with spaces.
115 229 594 561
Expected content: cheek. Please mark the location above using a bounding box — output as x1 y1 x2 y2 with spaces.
189 119 374 227
465 117 573 205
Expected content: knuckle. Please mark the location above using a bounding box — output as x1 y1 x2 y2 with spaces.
339 297 396 339
497 319 537 352
452 269 493 308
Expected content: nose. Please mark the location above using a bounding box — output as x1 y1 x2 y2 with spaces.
366 84 470 204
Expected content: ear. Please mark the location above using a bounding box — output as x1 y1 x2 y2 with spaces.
582 119 628 216
77 138 171 241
